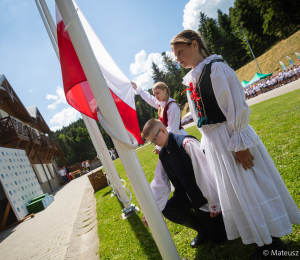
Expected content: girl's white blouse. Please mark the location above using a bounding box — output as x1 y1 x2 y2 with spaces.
134 87 182 134
182 55 260 152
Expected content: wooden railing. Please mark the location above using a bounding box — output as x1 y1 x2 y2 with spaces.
24 125 40 143
50 139 58 150
39 134 52 148
0 116 28 139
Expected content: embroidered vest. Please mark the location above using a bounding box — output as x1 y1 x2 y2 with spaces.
188 59 226 128
159 133 208 209
159 101 183 130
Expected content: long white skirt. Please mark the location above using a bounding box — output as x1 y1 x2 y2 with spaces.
199 122 300 246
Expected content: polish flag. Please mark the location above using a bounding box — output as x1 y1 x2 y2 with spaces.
55 2 143 144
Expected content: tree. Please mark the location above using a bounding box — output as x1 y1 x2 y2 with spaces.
206 18 223 55
229 0 276 59
198 12 210 52
53 118 114 166
254 0 300 37
217 9 248 69
152 62 165 83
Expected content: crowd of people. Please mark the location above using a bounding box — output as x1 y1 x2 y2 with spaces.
181 112 194 126
244 65 300 99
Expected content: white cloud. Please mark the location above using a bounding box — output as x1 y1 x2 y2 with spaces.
50 126 62 132
46 94 58 100
130 50 176 90
49 107 80 131
29 89 34 92
130 50 147 75
46 86 67 110
182 0 234 31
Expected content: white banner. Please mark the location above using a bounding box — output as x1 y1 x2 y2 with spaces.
0 148 43 220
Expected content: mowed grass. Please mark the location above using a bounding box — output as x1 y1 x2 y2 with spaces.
95 89 300 260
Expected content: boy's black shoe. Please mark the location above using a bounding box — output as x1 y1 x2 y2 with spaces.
182 211 208 248
190 230 208 248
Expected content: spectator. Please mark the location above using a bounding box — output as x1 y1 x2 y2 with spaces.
114 147 119 159
59 167 68 184
110 148 116 160
85 160 90 172
65 166 72 181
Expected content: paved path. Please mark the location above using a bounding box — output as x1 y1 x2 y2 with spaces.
0 176 89 260
183 80 300 129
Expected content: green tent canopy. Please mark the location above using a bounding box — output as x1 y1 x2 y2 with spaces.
248 72 273 85
241 80 250 88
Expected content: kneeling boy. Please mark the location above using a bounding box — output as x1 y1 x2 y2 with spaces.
142 119 227 247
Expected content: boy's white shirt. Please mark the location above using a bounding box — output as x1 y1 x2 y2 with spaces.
134 87 220 213
182 137 221 213
150 136 221 214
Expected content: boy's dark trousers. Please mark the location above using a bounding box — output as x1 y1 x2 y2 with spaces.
159 133 227 245
162 189 227 244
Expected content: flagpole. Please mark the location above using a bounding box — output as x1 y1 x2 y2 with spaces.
39 0 57 42
82 114 136 212
81 113 117 194
35 0 136 213
34 0 59 60
55 0 180 259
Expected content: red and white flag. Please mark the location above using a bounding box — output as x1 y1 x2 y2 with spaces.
55 1 143 144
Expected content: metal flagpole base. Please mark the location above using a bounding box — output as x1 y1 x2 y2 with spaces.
111 190 117 197
121 204 139 220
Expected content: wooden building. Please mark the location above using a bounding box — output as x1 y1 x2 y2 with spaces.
0 74 66 199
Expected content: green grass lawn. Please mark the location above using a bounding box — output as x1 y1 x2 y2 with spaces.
95 89 300 260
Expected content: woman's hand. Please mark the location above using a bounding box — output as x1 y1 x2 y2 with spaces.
152 148 160 155
131 81 137 90
235 148 254 170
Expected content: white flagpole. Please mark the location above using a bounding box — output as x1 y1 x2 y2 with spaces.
34 0 59 60
55 1 180 259
39 0 57 43
82 114 135 211
35 0 135 213
81 113 117 193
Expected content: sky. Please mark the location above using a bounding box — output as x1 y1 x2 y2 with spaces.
0 0 235 132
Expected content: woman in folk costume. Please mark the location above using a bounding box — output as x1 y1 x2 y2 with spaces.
171 30 300 259
131 81 223 247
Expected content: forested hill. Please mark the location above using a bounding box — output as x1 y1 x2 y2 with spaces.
53 0 300 166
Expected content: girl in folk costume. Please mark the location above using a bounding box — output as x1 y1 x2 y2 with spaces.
131 81 187 199
171 30 300 259
131 82 224 247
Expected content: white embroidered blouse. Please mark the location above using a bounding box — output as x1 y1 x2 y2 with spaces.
182 55 260 152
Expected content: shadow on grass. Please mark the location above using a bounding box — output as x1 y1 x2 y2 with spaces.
101 189 113 197
193 238 256 260
116 199 162 260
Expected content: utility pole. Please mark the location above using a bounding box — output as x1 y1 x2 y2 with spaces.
232 22 262 74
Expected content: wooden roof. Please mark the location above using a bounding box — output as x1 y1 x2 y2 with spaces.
0 74 51 134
